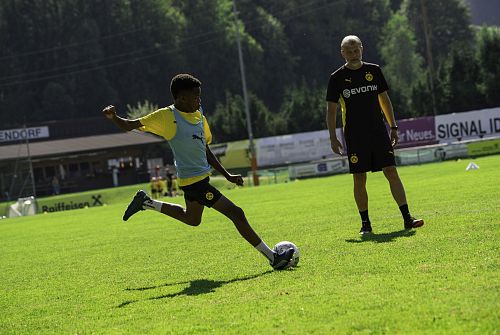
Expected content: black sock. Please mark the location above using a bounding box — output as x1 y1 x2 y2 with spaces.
359 210 370 222
399 204 412 221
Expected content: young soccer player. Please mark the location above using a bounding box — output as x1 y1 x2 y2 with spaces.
326 35 424 234
103 73 294 269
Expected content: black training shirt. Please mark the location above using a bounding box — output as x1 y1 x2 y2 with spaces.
326 62 389 139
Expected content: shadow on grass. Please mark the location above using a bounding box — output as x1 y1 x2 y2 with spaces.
345 229 416 244
118 270 274 308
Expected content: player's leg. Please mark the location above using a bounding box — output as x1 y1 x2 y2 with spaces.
180 177 293 269
212 195 294 270
378 159 424 229
186 178 293 268
122 189 205 226
373 133 424 230
382 166 424 229
146 177 208 225
212 195 261 246
382 166 407 206
353 172 368 211
172 179 178 196
371 136 421 230
167 181 173 197
346 137 373 234
158 198 204 226
353 172 372 234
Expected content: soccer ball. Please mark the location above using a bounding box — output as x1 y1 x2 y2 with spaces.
273 241 300 269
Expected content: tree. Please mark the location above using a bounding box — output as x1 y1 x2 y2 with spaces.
2 0 496 138
265 0 391 90
0 0 182 124
278 81 326 134
476 26 500 107
235 1 297 112
210 90 285 142
441 47 485 112
171 0 242 116
402 0 475 114
379 12 425 118
210 91 246 142
42 82 76 120
403 0 474 69
126 100 159 119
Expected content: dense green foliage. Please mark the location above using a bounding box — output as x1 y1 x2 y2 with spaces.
379 12 425 119
1 155 499 333
475 26 500 107
0 0 499 141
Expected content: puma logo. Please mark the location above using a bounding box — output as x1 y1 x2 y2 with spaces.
192 134 204 144
345 78 352 83
143 200 155 209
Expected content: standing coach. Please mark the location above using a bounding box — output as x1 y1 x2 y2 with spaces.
326 35 424 234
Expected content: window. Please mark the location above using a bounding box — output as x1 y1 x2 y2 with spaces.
45 166 56 178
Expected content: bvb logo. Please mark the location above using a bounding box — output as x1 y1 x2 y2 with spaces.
205 192 214 200
342 89 351 98
365 72 373 82
350 154 359 164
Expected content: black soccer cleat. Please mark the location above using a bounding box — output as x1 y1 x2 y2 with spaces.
271 248 295 270
123 190 150 221
404 217 424 230
359 221 373 235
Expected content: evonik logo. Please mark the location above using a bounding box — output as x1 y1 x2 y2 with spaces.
342 85 378 98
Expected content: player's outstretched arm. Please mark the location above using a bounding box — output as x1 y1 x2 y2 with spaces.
206 145 244 186
102 105 143 131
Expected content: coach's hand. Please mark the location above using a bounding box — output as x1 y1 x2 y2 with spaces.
227 174 244 187
330 138 344 156
102 105 116 119
390 129 399 147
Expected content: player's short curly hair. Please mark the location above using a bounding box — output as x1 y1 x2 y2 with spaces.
170 74 201 99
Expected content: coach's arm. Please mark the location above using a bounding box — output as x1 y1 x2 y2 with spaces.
326 101 343 155
378 91 399 147
102 105 142 131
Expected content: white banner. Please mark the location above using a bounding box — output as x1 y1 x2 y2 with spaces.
435 108 500 143
288 158 349 179
0 126 50 142
257 129 343 167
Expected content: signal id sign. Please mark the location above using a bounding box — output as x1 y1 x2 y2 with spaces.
436 108 500 143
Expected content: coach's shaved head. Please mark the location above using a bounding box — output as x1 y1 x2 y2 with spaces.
341 35 362 48
340 35 364 69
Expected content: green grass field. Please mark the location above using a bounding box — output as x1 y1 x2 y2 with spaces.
1 155 499 334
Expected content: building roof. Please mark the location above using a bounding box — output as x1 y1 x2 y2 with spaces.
0 131 164 161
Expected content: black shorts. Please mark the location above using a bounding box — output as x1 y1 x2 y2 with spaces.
180 177 222 207
346 134 396 173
